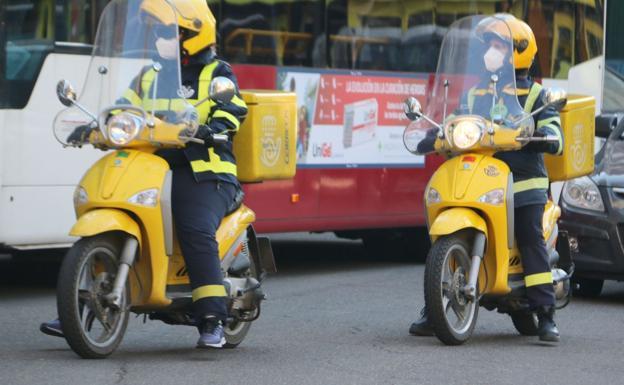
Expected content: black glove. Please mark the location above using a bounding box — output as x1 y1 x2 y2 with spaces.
67 124 93 144
195 124 221 146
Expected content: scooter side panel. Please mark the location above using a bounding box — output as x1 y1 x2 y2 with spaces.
426 154 513 295
76 150 171 307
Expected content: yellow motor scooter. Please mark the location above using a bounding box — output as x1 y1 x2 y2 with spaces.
52 0 295 358
403 15 595 345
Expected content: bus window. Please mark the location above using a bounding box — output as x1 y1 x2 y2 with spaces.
2 0 55 108
528 0 604 79
603 0 624 112
219 0 324 67
1 0 107 109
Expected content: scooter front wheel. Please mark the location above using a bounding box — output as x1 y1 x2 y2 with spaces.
57 234 130 359
425 234 478 345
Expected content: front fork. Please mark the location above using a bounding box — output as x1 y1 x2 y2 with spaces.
463 232 486 300
104 237 139 309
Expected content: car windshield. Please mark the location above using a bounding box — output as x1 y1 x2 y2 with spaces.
53 0 195 145
404 14 534 154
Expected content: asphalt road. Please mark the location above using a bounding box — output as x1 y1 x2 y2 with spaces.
1 233 623 385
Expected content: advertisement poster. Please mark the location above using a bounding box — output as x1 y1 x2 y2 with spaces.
277 68 427 167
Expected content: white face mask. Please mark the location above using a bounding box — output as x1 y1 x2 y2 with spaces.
483 47 506 73
155 37 178 60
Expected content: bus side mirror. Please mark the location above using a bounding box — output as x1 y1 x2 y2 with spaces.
543 87 567 112
56 80 77 107
404 97 423 121
209 76 236 104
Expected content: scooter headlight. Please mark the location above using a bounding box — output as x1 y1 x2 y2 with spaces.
73 186 88 206
128 188 159 207
478 188 505 205
426 187 441 205
450 119 483 149
107 113 144 146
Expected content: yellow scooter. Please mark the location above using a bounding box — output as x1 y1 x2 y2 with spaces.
403 15 594 345
51 1 292 358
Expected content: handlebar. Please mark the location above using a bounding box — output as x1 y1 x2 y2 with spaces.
516 135 559 143
178 133 229 145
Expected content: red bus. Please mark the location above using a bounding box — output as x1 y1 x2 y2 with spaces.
0 0 609 256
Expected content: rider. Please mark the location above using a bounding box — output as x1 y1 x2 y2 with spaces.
409 14 563 343
40 0 248 349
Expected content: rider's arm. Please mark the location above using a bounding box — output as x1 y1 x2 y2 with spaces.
524 91 564 155
204 60 248 135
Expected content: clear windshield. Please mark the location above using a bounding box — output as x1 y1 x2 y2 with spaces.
404 15 534 155
54 0 196 146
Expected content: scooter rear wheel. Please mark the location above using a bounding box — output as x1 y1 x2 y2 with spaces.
510 312 539 336
57 234 130 359
425 234 478 345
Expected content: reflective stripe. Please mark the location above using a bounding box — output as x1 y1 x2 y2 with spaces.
140 69 157 97
537 116 560 128
190 148 237 176
523 83 543 113
467 87 477 112
122 89 142 106
511 87 530 96
212 110 240 130
513 177 549 193
525 272 553 287
231 95 246 108
543 123 564 155
192 284 227 301
192 62 219 123
142 98 190 112
198 61 219 100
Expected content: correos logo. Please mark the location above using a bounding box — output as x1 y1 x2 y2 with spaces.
570 123 586 172
260 115 281 167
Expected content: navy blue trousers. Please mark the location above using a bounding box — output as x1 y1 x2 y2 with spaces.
515 204 556 308
171 165 237 322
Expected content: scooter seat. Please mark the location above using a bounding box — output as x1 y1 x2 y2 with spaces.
225 188 245 216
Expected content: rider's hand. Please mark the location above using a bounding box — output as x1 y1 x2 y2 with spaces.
67 124 94 145
195 124 217 146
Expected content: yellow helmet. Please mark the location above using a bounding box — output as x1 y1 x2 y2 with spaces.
476 13 537 70
141 0 216 56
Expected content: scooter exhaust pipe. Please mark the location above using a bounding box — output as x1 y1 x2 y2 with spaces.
104 237 139 309
463 232 486 300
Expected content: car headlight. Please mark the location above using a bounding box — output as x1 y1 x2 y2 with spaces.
562 176 604 212
450 120 483 149
478 188 504 205
107 113 144 146
426 187 441 205
128 188 159 207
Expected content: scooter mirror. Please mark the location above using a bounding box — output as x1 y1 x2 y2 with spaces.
543 87 568 112
210 76 236 104
56 80 77 107
404 97 423 121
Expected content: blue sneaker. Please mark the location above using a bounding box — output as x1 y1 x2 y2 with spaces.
40 318 64 338
196 318 225 349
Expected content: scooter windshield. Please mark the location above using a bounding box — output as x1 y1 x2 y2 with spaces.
54 0 197 146
404 14 534 155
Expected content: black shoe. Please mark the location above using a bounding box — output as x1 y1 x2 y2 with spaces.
409 307 434 336
40 318 64 338
536 306 560 343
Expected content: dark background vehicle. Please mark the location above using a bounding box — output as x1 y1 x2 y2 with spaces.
559 113 624 297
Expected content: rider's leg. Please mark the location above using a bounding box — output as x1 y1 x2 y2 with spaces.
172 166 236 348
515 204 559 342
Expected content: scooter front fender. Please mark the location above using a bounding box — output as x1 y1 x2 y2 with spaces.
429 207 487 241
70 208 141 246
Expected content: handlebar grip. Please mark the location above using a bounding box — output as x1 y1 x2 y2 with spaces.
213 134 229 144
516 135 559 143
